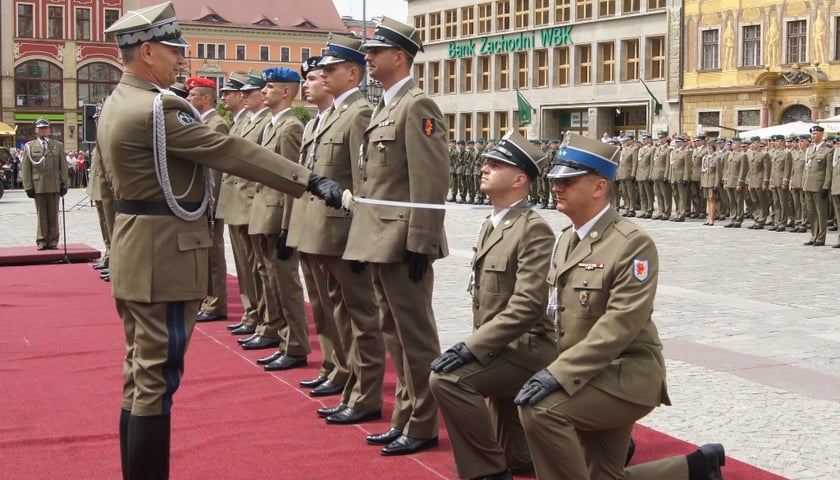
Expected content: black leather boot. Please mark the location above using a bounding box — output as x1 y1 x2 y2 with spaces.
120 409 131 480
127 414 170 480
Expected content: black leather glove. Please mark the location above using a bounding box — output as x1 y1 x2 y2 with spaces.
59 183 68 196
663 178 670 185
681 180 688 186
514 369 562 406
630 176 636 184
276 229 294 260
647 179 654 184
430 342 475 373
712 187 719 195
26 189 35 198
404 250 429 282
349 260 366 273
820 188 829 200
307 173 343 209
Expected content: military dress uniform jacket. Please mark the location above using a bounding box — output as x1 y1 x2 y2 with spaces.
249 110 303 235
616 145 638 180
651 145 670 181
21 138 69 194
803 142 833 193
546 209 670 408
691 147 705 182
724 151 748 188
467 202 557 368
288 91 372 255
636 145 654 181
700 153 721 189
203 110 230 202
747 150 771 188
97 73 310 303
214 109 269 224
790 149 805 189
769 149 792 188
344 79 449 262
666 148 690 183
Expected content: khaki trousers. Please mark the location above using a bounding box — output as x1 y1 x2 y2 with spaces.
318 255 385 411
804 190 828 243
299 252 347 383
370 262 441 439
33 192 60 248
201 219 228 316
117 299 199 415
228 224 261 327
519 384 691 480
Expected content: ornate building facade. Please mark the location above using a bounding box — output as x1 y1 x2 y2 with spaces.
406 0 681 141
681 0 840 138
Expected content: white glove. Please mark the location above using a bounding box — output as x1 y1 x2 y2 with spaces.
341 189 355 212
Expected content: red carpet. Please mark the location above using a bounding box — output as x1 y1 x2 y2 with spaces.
0 243 100 266
0 263 786 479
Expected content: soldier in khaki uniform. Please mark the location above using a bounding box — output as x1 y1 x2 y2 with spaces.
283 56 349 391
472 138 486 204
746 136 771 229
185 77 229 322
830 143 840 247
802 125 833 246
21 118 70 250
289 36 386 418
768 134 793 231
98 4 345 477
514 133 725 480
87 140 115 274
668 135 691 222
699 143 722 226
636 133 655 218
617 135 638 217
723 137 748 228
242 68 311 366
651 133 671 220
214 72 263 331
790 135 809 232
454 140 467 203
345 17 448 456
430 131 556 480
690 136 706 218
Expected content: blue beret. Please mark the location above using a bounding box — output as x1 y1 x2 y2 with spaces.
262 67 301 83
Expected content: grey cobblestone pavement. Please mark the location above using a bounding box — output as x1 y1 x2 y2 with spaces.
3 188 839 479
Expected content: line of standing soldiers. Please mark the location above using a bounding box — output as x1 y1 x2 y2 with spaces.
447 138 560 209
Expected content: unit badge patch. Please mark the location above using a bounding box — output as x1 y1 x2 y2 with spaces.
176 110 195 126
632 259 649 282
422 117 435 137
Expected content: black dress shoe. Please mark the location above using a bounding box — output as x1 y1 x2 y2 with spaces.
813 241 825 246
231 325 256 335
310 380 343 397
317 404 347 418
325 408 381 425
381 435 438 456
196 311 227 322
472 470 512 480
92 262 108 270
832 243 840 248
237 333 258 345
299 376 328 388
256 351 284 365
366 428 403 445
226 322 243 330
241 335 281 350
101 274 110 282
37 245 47 251
99 269 110 278
264 354 307 371
803 240 815 245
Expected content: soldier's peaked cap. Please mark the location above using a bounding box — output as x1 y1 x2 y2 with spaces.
319 34 366 66
34 118 51 128
105 1 188 49
548 133 619 181
362 16 423 57
220 71 248 92
482 130 545 180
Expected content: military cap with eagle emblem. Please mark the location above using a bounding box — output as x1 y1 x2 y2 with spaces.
482 130 546 180
104 1 188 49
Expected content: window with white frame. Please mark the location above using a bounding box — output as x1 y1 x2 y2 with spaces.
742 25 761 67
702 29 720 70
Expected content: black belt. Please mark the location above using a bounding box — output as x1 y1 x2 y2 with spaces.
115 199 202 216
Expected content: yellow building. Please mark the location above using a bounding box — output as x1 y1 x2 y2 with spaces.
681 0 840 137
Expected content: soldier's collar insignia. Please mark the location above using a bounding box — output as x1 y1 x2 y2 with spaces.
632 258 650 282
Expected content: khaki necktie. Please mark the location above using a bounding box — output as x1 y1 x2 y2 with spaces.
566 232 580 259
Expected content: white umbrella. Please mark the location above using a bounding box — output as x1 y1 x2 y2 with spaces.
739 121 815 139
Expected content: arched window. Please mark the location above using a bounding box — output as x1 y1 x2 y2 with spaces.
14 60 63 108
77 63 121 106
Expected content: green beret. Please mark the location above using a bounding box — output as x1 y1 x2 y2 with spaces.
456 140 465 145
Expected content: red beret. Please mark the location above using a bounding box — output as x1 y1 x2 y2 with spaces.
185 77 216 90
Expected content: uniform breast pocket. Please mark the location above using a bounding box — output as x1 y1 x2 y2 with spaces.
320 131 345 165
568 272 604 318
481 255 509 295
369 126 397 165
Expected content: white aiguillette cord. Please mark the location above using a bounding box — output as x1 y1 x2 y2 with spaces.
350 196 493 210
